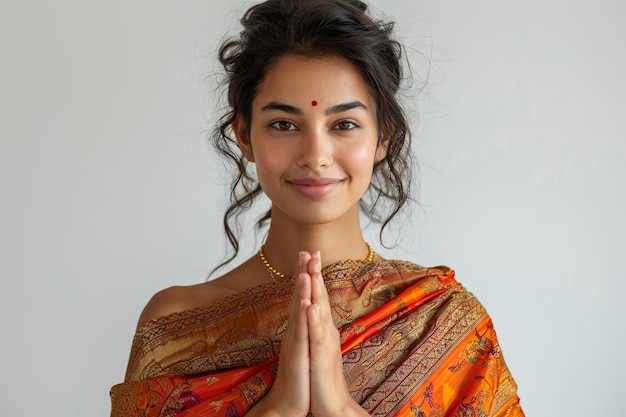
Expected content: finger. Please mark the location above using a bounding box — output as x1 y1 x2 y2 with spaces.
287 252 309 318
308 252 337 349
298 251 312 303
288 252 312 348
307 302 325 349
307 301 337 355
307 250 321 275
309 251 329 313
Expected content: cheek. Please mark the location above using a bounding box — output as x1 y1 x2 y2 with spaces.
339 142 378 172
253 145 289 177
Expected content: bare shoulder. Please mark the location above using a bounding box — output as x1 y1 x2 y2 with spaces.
136 256 265 329
135 282 235 329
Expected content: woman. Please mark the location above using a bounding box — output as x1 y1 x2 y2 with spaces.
110 1 524 416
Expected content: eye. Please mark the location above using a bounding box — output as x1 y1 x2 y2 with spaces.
334 120 358 130
270 120 298 131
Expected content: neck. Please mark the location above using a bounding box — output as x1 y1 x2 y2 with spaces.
260 206 370 278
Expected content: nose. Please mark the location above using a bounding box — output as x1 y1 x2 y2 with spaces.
296 128 332 170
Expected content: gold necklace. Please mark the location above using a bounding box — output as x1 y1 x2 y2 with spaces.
258 242 375 281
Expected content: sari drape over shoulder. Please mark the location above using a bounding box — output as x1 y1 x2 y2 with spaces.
110 260 523 417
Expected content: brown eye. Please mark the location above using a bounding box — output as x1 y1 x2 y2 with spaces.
334 121 358 130
271 120 297 131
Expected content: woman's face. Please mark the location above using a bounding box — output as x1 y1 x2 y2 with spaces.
235 54 385 227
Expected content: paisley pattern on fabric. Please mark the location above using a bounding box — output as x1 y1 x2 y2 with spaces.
110 259 524 417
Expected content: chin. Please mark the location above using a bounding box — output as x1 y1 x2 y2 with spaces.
284 204 359 226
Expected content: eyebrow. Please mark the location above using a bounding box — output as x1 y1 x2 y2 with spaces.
325 101 368 115
260 100 368 116
261 102 303 115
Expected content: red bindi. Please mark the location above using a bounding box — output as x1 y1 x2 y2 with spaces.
311 100 318 107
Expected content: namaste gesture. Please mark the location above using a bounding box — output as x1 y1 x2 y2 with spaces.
249 251 369 417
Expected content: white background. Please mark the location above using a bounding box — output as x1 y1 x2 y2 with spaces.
1 1 624 416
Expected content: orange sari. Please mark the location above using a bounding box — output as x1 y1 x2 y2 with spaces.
110 259 523 416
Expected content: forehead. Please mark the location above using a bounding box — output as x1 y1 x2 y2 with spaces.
253 54 373 107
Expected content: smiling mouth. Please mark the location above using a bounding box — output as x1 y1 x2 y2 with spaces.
287 178 343 198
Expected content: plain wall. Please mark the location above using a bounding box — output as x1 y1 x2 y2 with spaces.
1 1 624 415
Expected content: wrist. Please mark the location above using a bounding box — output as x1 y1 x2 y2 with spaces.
247 388 309 417
313 398 370 417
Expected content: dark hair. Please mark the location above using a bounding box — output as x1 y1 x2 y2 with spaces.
212 0 413 270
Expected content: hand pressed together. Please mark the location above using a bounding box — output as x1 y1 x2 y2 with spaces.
249 251 369 417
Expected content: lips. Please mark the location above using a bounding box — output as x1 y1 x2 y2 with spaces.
286 177 343 198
